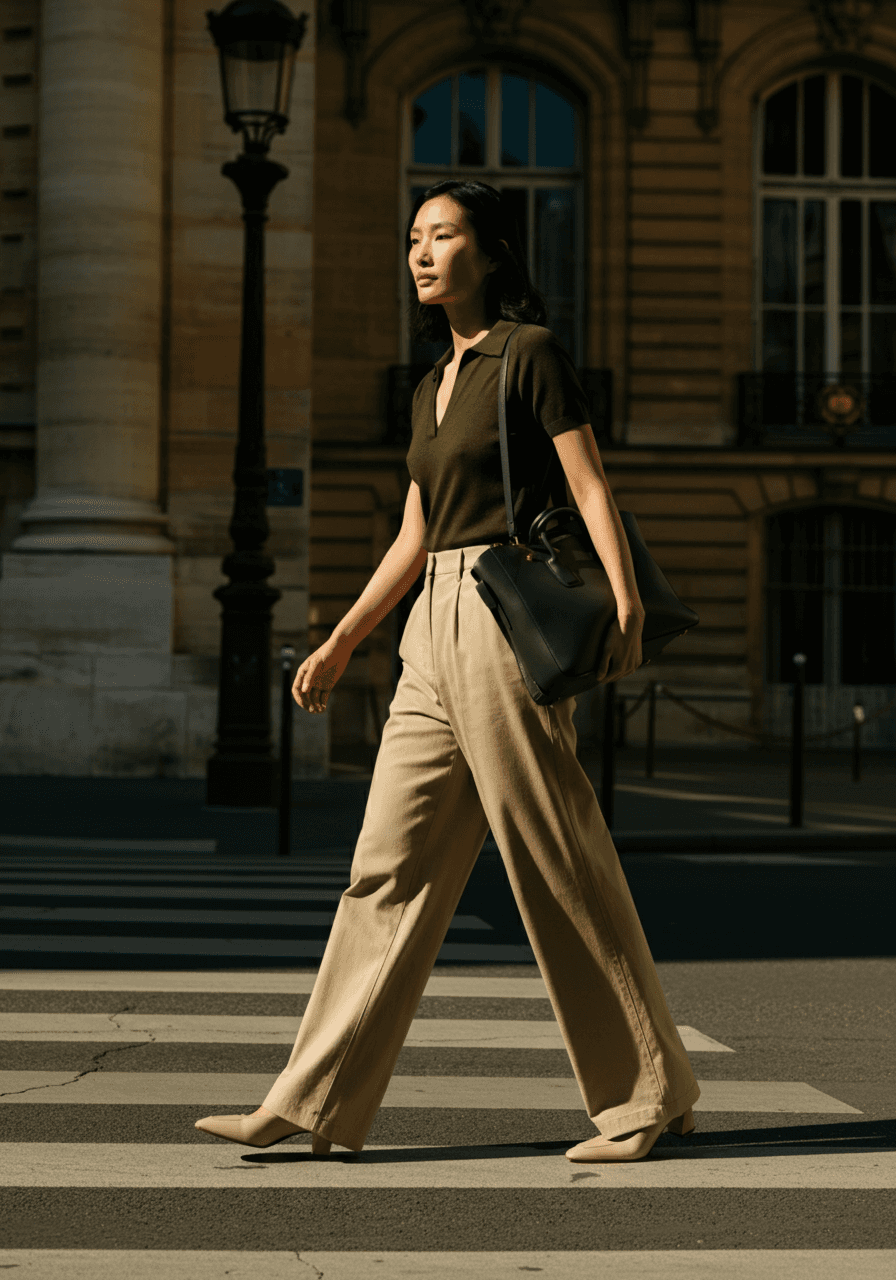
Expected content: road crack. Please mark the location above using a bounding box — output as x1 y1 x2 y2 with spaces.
295 1254 325 1279
0 1003 155 1098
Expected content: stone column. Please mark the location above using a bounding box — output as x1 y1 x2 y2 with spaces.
0 0 174 773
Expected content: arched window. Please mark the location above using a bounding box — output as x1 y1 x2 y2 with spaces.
765 504 896 745
403 67 583 366
757 71 896 379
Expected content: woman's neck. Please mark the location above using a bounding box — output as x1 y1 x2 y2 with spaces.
445 308 498 365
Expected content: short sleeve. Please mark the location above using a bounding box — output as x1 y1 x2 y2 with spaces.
517 326 591 438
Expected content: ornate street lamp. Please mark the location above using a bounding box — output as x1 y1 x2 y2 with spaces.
205 1 308 808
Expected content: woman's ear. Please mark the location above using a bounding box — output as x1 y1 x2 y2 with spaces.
489 239 510 272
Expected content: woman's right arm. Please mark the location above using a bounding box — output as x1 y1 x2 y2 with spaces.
293 482 428 713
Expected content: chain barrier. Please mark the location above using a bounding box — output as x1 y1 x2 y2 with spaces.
621 682 651 720
628 682 896 746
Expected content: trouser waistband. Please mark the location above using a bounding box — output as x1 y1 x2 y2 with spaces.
425 543 496 577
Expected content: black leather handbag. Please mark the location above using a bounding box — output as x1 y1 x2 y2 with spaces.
470 323 699 706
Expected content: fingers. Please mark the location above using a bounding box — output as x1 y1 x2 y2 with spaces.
293 663 324 714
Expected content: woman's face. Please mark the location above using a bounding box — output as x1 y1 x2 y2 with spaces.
408 196 502 312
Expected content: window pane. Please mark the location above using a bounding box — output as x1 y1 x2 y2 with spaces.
803 200 826 304
763 199 797 303
499 187 529 263
413 78 451 165
802 74 826 176
839 200 862 306
871 312 896 373
458 71 485 166
535 187 575 353
840 510 896 684
763 310 796 371
840 74 863 177
840 311 863 374
535 83 575 168
869 82 896 178
501 73 529 166
763 82 797 175
870 201 896 304
804 311 825 373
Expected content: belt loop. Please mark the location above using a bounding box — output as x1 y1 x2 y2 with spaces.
458 548 464 580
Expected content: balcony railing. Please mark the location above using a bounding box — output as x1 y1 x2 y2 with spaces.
737 373 896 448
383 365 614 447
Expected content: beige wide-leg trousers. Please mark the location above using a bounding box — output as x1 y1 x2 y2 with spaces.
263 543 700 1151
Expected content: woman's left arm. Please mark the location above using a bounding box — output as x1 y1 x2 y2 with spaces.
553 424 645 682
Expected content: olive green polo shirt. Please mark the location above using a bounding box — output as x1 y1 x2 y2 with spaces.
406 319 591 553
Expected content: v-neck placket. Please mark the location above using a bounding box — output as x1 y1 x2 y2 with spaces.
432 348 478 436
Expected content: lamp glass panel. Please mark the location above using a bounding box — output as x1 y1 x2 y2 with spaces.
222 42 283 113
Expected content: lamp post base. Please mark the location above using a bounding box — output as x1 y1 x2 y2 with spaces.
206 753 281 809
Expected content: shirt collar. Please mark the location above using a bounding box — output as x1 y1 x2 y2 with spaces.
431 318 520 379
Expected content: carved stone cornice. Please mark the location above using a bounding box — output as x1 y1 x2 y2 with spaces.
810 0 883 53
461 0 532 43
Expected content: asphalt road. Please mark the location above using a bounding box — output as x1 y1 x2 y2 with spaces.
1 831 894 1276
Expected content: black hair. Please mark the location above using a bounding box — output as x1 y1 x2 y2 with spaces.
405 178 548 343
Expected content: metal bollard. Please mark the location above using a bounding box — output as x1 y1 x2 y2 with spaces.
278 644 296 858
852 703 865 783
601 681 616 830
645 680 658 778
616 695 627 750
789 653 806 828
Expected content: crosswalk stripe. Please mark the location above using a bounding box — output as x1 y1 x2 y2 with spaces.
0 837 220 852
0 973 551 996
1 882 353 900
0 935 534 961
0 1014 734 1052
0 1072 861 1112
2 1253 894 1280
0 906 492 929
2 1142 892 1189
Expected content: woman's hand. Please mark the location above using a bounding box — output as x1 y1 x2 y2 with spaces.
292 634 354 714
596 608 644 683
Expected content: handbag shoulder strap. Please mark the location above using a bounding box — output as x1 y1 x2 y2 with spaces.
497 323 522 543
497 323 566 543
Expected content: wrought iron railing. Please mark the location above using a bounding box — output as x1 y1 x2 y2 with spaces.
737 373 896 448
383 365 614 447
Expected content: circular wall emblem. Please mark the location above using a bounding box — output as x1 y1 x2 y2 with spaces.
818 382 864 427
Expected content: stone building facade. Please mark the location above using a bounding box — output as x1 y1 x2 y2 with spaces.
2 0 896 779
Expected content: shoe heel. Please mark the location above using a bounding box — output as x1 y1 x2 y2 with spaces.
665 1107 695 1136
311 1133 332 1156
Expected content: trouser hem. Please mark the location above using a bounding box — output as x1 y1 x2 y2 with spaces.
261 1098 366 1153
593 1080 701 1139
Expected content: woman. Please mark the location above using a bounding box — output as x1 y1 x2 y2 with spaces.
195 178 700 1163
